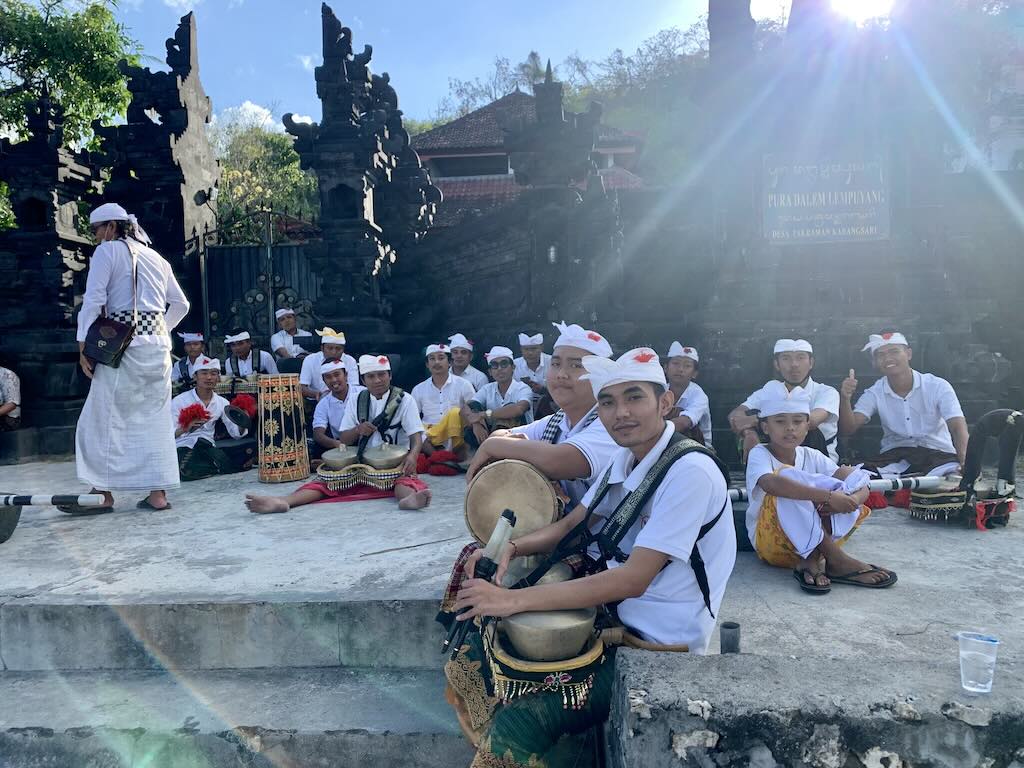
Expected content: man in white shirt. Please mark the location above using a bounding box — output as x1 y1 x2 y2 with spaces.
171 331 206 392
447 348 736 766
224 329 278 377
270 308 313 362
171 357 248 480
839 332 969 475
299 326 358 401
448 333 488 391
246 354 431 513
310 357 364 458
728 339 840 463
461 346 532 447
665 342 713 447
513 331 551 415
412 343 476 456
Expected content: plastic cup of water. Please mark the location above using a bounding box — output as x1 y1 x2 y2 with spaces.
957 632 999 694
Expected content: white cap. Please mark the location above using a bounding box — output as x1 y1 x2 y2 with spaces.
551 321 613 358
581 347 666 398
358 354 391 375
192 357 221 372
320 358 348 375
484 346 515 363
518 332 543 346
224 331 251 344
758 381 811 417
317 327 346 346
862 332 909 354
178 332 204 343
425 343 449 357
667 341 698 362
774 339 813 355
275 308 296 319
88 202 129 224
448 333 473 351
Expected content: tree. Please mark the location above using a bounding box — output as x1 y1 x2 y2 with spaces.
0 183 14 231
0 0 139 148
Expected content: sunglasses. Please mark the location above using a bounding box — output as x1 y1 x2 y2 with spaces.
488 359 512 369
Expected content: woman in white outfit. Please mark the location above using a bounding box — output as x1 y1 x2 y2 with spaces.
68 203 190 513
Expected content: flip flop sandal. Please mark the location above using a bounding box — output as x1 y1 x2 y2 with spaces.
136 499 173 511
792 568 831 594
827 565 897 589
57 504 115 517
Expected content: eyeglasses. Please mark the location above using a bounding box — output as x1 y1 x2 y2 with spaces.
488 359 512 369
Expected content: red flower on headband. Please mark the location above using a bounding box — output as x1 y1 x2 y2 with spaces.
587 332 602 341
201 358 210 365
684 347 694 354
634 351 656 363
881 332 894 340
378 356 388 365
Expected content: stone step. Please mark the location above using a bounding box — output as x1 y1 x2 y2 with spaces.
0 666 474 768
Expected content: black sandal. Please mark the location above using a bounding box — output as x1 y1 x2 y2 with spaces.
136 498 172 511
792 568 831 594
57 503 115 517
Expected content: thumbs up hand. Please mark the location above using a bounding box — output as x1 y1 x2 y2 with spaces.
840 369 858 400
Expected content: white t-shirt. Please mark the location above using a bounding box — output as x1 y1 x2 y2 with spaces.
312 385 365 435
580 423 736 651
411 373 477 425
300 351 359 396
510 407 619 508
270 328 313 358
339 388 425 448
513 354 551 406
453 365 489 391
743 377 840 462
171 389 246 449
674 382 713 446
471 380 534 423
228 350 278 377
853 371 963 455
744 444 838 547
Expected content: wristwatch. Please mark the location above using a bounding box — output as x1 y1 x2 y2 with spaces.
485 409 493 422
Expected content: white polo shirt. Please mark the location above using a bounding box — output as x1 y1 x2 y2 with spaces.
853 371 963 454
171 389 246 449
300 351 359 395
510 406 619 508
270 328 313 358
312 384 365 435
471 379 534 423
513 354 551 406
744 378 840 462
229 350 278 377
580 423 736 652
339 389 424 448
453 365 489 391
674 382 713 446
411 373 477 425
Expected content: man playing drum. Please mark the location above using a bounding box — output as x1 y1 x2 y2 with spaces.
446 348 737 767
245 354 431 512
310 358 364 459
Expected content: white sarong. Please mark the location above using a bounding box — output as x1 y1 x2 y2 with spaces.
774 467 871 558
76 344 180 492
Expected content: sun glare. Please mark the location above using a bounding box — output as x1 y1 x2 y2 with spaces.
830 0 893 25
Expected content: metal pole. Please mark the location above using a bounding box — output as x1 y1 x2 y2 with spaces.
265 209 276 341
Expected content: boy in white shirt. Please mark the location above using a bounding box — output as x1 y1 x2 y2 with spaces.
171 331 206 391
513 331 551 414
412 343 476 455
310 358 364 458
299 327 358 401
448 333 489 391
665 342 712 446
224 329 278 377
461 346 532 447
172 357 248 480
270 308 312 361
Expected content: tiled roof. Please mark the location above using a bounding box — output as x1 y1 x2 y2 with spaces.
432 174 523 227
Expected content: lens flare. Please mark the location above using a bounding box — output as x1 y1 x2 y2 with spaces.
830 0 893 25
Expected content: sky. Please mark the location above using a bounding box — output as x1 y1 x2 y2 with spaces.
114 0 791 127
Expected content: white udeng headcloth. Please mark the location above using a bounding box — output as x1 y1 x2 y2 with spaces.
757 381 812 417
551 321 612 358
862 332 909 354
580 347 666 398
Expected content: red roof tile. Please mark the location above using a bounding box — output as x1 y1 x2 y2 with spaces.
432 175 523 227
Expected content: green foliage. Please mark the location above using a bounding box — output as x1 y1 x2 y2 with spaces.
0 183 14 231
0 0 139 148
403 117 440 136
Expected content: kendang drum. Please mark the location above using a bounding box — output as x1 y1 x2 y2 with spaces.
257 374 309 483
465 459 565 544
315 445 408 492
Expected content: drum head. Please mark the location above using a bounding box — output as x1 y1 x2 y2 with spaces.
322 447 358 469
465 459 558 544
363 444 408 470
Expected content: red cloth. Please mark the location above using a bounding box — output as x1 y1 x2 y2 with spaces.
300 475 429 504
890 489 912 509
426 449 461 476
865 491 888 509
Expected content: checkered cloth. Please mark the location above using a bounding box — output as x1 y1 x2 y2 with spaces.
110 309 168 337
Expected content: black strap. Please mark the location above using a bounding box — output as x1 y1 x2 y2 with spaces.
178 357 192 386
356 386 405 460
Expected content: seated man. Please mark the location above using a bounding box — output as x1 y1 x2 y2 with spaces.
448 333 489 391
171 331 206 392
310 358 364 459
172 357 249 481
513 331 551 415
411 343 476 456
665 342 712 447
461 346 533 448
728 339 839 463
745 381 894 594
839 332 968 475
224 329 278 378
270 307 313 362
446 347 736 764
0 360 20 431
246 354 431 513
299 327 358 402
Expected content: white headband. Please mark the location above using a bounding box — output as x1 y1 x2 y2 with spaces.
551 321 612 358
667 341 698 362
581 347 666 398
758 381 811 417
425 343 449 357
358 354 391 375
192 357 221 372
275 308 296 319
317 327 346 346
224 331 251 344
774 339 813 355
88 203 152 245
320 358 348 375
862 332 909 354
178 332 204 343
518 332 543 346
448 333 473 351
485 346 515 363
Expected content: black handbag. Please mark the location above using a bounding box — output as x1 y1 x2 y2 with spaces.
83 242 137 369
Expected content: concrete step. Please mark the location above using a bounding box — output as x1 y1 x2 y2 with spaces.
0 666 474 768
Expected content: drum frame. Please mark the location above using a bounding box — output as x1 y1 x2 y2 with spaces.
257 374 310 483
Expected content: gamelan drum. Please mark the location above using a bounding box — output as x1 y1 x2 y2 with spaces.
465 459 562 544
257 374 310 483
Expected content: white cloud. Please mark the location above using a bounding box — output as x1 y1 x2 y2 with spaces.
163 0 201 10
214 101 283 132
296 54 318 72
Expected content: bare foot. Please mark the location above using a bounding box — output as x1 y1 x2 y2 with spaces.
245 494 290 514
398 489 432 510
